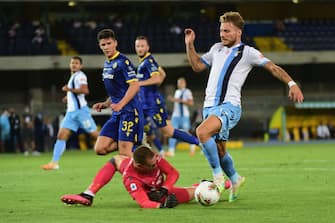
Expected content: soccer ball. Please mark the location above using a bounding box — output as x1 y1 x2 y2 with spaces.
194 180 220 206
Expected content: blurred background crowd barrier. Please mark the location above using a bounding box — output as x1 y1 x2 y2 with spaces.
1 0 335 144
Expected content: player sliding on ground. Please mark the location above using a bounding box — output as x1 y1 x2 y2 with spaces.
61 145 204 208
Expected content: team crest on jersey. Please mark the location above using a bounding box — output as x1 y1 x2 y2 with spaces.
112 62 118 69
130 183 137 191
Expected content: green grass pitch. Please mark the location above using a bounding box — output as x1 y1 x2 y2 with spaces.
1 142 335 223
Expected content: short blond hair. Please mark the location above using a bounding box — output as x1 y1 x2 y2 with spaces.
219 11 244 31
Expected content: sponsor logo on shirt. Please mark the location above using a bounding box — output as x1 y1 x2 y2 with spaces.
130 183 137 191
103 73 114 79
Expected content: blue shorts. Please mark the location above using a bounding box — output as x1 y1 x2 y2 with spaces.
170 116 191 131
143 116 158 135
100 108 144 144
203 102 241 141
143 106 169 129
61 106 97 133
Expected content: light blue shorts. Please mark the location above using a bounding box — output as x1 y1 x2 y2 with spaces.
61 106 97 133
203 102 241 141
170 116 191 131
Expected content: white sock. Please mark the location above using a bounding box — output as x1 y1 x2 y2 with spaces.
168 147 175 153
190 144 196 153
213 173 225 185
84 190 95 197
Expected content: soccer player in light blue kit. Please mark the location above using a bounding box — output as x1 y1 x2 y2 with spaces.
42 56 99 170
0 108 11 152
184 11 304 201
167 77 196 157
135 36 199 156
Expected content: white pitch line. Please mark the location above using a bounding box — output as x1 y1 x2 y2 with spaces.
239 167 335 172
300 160 331 163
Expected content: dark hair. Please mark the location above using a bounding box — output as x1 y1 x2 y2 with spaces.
71 56 82 64
219 11 244 31
136 35 149 43
177 77 186 82
97 29 117 41
133 145 155 165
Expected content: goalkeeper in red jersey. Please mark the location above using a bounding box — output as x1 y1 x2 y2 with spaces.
61 145 196 208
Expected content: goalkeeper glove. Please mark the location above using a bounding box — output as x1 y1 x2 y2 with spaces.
159 194 178 208
147 187 168 202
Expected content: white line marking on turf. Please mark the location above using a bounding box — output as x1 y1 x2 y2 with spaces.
239 167 335 172
301 160 330 163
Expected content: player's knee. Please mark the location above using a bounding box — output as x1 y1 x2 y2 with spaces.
162 131 172 138
94 145 107 155
196 126 209 142
118 145 133 157
57 132 68 140
90 131 99 139
95 150 106 156
161 125 174 138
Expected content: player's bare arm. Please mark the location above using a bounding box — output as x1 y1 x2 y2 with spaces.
62 96 67 103
167 95 193 106
111 81 139 112
183 98 194 106
139 66 166 87
93 98 111 112
158 66 166 84
264 61 304 103
138 72 162 87
62 84 89 95
184 28 207 72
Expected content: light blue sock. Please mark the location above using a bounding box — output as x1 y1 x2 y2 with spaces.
202 138 222 176
52 140 66 162
168 137 177 151
220 152 239 184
